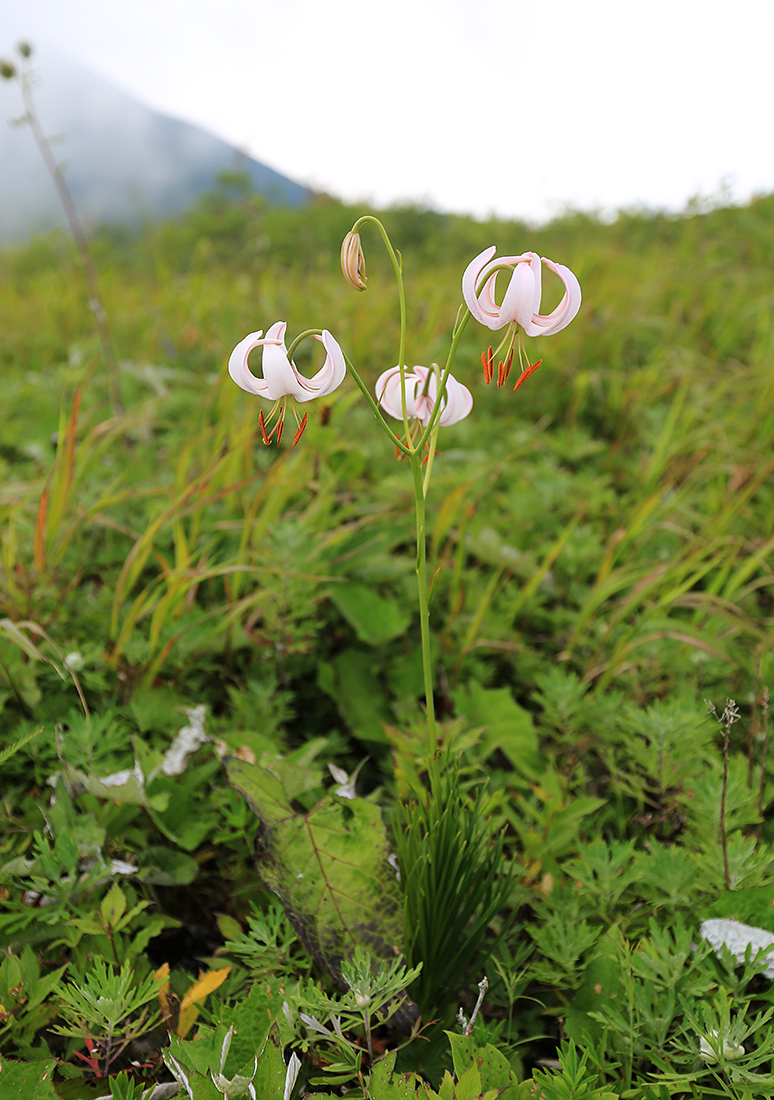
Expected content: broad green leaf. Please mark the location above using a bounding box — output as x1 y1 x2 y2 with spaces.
318 649 391 743
226 756 404 984
251 1022 287 1098
0 1058 58 1100
136 846 200 885
100 881 127 927
452 683 541 781
330 584 410 646
368 1051 426 1098
425 1065 499 1100
222 980 291 1068
446 1033 522 1096
167 1026 228 1076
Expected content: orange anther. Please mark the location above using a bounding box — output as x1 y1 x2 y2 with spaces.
258 410 270 445
481 346 494 384
513 359 542 392
293 412 309 446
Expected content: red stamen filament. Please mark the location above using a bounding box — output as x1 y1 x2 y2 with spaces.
501 347 514 386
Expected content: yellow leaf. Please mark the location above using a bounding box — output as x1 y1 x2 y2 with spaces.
154 963 175 1029
177 965 232 1038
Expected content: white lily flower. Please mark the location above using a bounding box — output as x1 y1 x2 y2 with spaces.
375 365 472 428
463 247 581 336
229 320 346 445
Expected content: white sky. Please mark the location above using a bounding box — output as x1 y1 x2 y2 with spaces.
3 0 774 223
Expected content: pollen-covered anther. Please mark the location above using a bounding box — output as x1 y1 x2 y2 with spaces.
481 347 494 384
258 409 270 446
293 413 309 446
513 359 542 392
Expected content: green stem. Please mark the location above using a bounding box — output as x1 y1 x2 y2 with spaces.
344 353 410 453
351 216 410 441
411 451 436 757
417 308 472 455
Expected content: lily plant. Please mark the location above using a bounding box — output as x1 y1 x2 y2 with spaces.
228 216 581 1026
228 218 582 763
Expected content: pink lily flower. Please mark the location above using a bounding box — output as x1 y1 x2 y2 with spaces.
375 365 473 428
228 320 346 444
462 246 581 336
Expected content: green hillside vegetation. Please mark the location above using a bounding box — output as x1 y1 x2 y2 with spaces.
1 179 774 1098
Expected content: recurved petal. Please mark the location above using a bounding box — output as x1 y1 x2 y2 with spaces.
295 330 347 402
228 329 275 396
437 374 473 426
375 366 420 420
522 258 582 337
462 246 498 325
476 271 505 327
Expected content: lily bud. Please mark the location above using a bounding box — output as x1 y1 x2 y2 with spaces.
341 231 367 291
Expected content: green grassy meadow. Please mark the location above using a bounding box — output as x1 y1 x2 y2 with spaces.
2 181 774 1098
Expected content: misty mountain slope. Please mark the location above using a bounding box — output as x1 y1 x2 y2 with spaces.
0 51 308 242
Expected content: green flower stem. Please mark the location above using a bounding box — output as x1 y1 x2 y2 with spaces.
411 450 437 758
344 354 409 454
351 216 410 441
417 308 472 456
286 328 322 358
345 221 473 767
